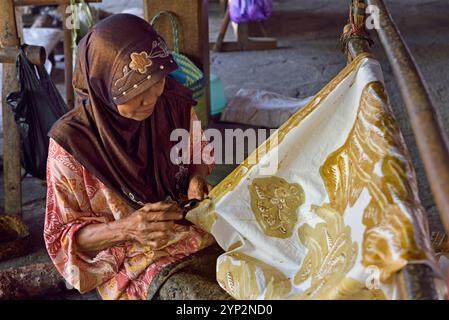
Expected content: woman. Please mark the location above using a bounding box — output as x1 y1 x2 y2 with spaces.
44 14 215 300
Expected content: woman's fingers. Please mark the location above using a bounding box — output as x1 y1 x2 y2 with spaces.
145 231 168 240
148 221 174 231
188 179 206 200
142 201 179 212
137 232 171 247
148 238 169 250
141 211 183 222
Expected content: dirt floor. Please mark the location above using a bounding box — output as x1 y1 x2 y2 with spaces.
0 0 448 299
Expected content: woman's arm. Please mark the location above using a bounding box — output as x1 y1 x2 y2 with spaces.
75 218 128 256
75 202 183 255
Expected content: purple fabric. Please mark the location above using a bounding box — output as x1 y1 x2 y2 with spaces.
229 0 273 23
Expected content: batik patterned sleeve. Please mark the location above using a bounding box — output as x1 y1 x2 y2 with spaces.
44 138 126 293
190 108 215 174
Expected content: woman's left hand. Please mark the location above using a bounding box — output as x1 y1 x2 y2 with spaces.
187 174 213 200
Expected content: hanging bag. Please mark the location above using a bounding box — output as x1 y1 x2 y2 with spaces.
229 0 273 23
6 45 68 180
150 11 205 101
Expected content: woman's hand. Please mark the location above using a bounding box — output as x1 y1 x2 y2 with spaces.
125 201 183 248
187 173 213 200
75 201 182 255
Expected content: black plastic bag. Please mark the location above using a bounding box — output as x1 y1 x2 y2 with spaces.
6 45 68 180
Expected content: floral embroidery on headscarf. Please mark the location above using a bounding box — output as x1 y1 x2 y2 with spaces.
129 52 152 74
113 37 171 94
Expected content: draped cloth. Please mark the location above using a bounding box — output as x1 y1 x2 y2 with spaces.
187 54 447 299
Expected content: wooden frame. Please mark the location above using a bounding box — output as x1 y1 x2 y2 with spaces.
1 0 23 215
1 0 100 215
342 0 446 300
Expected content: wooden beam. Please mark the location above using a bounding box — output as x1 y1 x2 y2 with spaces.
0 262 68 299
209 38 278 52
0 45 46 65
0 0 22 216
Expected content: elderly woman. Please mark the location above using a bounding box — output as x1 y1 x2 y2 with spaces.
44 14 215 300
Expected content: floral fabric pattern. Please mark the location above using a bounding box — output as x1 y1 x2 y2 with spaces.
44 109 215 300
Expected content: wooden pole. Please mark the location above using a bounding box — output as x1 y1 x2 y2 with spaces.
341 0 442 300
59 4 74 108
1 0 22 216
366 0 449 235
213 7 230 52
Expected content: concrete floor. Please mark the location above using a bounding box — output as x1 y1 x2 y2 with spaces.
0 0 448 299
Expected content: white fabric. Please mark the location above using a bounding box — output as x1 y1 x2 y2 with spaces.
220 89 312 128
188 55 446 300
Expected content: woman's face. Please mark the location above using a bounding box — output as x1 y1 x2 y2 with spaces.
116 78 166 121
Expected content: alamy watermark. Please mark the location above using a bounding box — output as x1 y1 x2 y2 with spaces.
366 265 382 290
65 5 82 30
170 121 279 176
365 5 381 30
64 264 80 290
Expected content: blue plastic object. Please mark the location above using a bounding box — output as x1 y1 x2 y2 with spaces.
210 73 227 116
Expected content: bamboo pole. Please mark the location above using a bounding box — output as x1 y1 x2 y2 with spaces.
366 0 449 236
341 0 441 300
1 0 22 216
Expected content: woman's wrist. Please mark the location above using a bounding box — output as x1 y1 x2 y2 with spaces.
75 218 133 254
114 215 135 242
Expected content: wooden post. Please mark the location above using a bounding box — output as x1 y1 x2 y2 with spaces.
144 0 211 125
233 22 250 50
59 4 74 108
213 6 230 52
0 0 22 216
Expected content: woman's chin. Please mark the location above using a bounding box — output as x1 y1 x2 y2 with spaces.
133 111 154 121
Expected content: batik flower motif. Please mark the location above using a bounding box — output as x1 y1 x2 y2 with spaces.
129 51 152 74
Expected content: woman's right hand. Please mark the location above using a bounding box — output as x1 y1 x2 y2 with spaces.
125 201 183 249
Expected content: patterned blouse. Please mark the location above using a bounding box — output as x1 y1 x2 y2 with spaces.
44 110 215 300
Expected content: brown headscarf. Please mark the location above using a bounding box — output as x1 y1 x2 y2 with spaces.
49 14 196 209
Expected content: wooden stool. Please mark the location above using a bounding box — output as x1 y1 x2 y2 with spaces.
211 4 278 52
